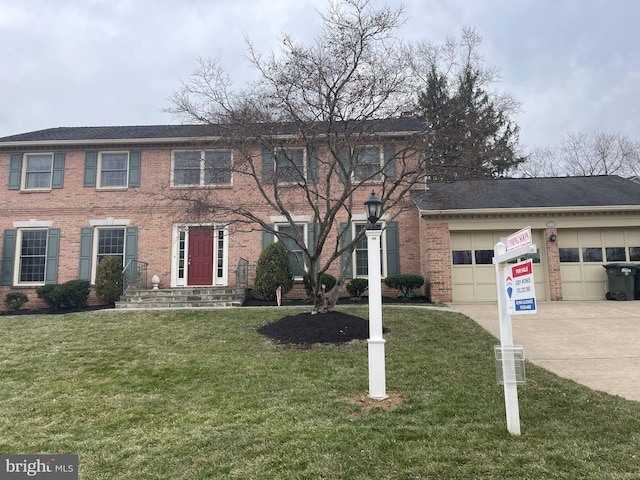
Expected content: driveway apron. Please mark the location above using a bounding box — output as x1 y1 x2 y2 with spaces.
452 301 640 402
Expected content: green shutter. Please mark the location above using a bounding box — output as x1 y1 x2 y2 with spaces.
307 145 318 184
337 148 350 183
340 222 353 278
128 151 141 187
262 226 274 250
45 228 60 284
8 154 22 190
383 144 396 180
84 151 97 187
385 221 399 275
52 153 65 189
262 147 274 183
78 227 93 281
125 227 138 266
1 230 16 285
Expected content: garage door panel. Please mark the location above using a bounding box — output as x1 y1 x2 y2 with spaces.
452 268 474 283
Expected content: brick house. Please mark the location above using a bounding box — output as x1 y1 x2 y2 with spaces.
2 120 640 310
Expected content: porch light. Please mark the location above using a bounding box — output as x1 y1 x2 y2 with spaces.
364 191 383 229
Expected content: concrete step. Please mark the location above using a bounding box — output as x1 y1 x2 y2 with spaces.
116 287 246 309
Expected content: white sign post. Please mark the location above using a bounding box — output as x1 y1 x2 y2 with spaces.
493 226 537 436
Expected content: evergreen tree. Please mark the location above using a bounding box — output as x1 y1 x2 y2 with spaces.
417 60 524 180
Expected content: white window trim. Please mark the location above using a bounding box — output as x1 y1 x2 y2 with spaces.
171 149 233 187
274 147 307 185
21 153 54 191
352 220 388 278
274 223 308 279
13 228 49 286
97 151 130 189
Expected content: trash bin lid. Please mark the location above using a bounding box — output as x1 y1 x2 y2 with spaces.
603 263 638 270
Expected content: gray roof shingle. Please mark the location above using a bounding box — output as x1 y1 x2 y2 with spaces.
0 117 425 144
412 176 640 210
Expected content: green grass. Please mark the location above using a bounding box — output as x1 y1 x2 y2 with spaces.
0 306 639 479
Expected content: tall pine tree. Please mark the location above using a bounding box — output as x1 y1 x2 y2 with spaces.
418 64 524 180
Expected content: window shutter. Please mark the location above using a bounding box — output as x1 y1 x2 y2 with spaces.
1 230 16 285
337 148 350 183
84 151 97 187
128 151 141 187
78 227 93 281
8 154 22 190
307 145 318 184
52 153 65 189
125 227 138 266
307 222 315 257
340 222 353 278
262 226 274 250
385 221 399 275
45 228 60 284
261 147 274 183
383 144 396 180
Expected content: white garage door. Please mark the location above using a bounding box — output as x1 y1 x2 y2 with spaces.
559 228 640 300
450 230 547 302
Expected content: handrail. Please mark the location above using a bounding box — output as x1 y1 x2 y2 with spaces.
122 259 149 294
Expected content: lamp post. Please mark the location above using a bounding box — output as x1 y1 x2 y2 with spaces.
364 191 387 400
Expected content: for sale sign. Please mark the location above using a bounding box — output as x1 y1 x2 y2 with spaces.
505 258 537 315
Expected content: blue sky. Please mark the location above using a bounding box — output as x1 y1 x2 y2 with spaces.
0 0 637 151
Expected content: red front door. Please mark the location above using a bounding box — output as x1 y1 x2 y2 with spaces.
188 228 214 285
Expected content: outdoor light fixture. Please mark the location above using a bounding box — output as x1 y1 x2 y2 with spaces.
549 234 557 242
364 191 383 229
364 191 387 400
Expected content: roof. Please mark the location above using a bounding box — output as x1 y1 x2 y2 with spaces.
0 117 425 145
412 176 640 211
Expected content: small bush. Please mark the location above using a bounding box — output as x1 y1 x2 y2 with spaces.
95 256 124 305
36 280 91 310
384 274 425 298
303 273 337 298
63 279 90 308
36 284 66 310
254 242 294 301
346 278 368 298
4 292 28 312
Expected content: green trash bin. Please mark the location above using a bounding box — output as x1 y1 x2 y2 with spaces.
603 263 637 301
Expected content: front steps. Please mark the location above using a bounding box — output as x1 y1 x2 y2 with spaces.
116 287 246 309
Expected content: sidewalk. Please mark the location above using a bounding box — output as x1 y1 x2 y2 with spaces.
452 301 640 402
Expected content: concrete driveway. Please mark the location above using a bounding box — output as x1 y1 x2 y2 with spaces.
452 301 640 402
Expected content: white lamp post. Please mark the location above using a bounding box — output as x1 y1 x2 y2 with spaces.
364 191 387 400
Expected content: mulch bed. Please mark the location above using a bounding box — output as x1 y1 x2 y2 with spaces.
257 310 388 346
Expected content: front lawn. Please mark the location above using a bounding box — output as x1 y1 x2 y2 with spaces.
0 307 638 479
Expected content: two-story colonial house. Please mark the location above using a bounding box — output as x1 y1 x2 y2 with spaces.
2 118 640 310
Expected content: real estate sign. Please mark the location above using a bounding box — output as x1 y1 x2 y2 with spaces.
506 258 537 315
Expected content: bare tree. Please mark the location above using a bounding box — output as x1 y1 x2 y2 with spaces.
516 132 640 178
164 0 430 312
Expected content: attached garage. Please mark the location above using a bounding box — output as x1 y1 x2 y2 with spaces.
414 176 640 303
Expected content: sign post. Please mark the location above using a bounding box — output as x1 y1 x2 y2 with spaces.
493 226 537 436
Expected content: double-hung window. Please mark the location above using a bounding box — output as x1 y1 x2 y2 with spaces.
274 148 306 184
173 150 232 186
18 229 48 283
275 224 306 278
97 228 126 265
353 146 383 182
99 152 129 188
24 154 54 189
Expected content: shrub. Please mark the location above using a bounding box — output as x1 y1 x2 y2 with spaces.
384 274 425 298
36 280 91 310
63 279 90 308
254 242 294 301
346 278 368 298
303 273 337 298
4 292 28 312
95 256 124 305
36 284 66 310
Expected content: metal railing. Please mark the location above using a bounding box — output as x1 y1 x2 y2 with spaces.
123 259 149 294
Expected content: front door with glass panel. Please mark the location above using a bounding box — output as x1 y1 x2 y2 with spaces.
174 225 228 287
